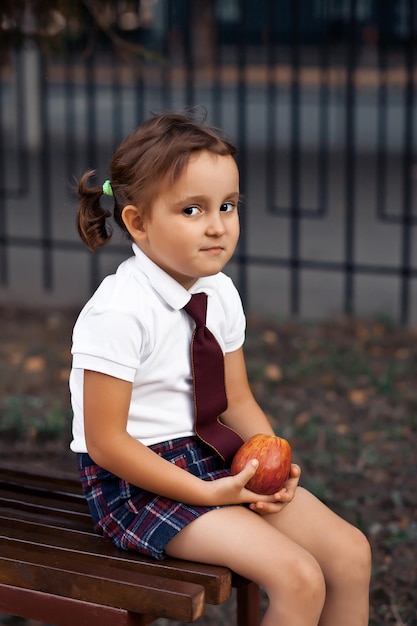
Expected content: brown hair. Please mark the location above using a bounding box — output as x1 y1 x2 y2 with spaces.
76 110 237 252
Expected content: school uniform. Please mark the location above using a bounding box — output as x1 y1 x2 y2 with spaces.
70 244 246 559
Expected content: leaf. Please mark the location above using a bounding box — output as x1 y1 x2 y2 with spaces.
295 411 310 426
348 389 369 405
362 430 380 442
262 330 278 345
264 363 283 382
23 356 46 373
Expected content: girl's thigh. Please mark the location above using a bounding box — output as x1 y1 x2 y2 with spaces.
165 504 322 590
263 487 371 581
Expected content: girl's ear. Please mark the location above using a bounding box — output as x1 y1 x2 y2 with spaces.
122 205 147 241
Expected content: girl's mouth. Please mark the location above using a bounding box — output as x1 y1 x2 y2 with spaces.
201 246 224 255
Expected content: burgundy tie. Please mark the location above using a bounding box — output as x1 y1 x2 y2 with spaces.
184 292 243 465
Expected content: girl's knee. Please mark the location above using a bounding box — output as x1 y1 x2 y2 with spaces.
351 527 372 578
273 553 326 607
333 525 372 585
296 556 326 600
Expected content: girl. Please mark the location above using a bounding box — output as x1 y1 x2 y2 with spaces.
70 111 371 626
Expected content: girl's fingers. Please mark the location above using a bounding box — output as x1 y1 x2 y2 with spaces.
236 459 259 485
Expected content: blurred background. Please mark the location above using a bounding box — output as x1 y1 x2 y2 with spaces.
2 0 417 323
0 1 416 625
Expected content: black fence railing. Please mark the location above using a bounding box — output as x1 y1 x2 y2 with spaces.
1 0 417 324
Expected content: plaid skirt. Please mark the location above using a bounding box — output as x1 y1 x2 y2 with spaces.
77 436 231 560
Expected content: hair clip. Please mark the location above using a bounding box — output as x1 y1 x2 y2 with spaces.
102 179 113 196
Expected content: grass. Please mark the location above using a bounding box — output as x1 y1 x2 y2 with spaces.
0 394 69 443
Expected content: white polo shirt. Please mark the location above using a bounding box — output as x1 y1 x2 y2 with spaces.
70 244 246 453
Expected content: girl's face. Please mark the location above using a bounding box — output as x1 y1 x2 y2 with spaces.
126 150 240 289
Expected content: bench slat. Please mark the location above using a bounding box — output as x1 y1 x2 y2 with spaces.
0 491 86 514
0 467 82 494
0 515 232 605
0 503 94 533
0 584 156 626
0 541 205 623
0 495 92 529
0 467 262 625
0 477 87 511
0 478 84 503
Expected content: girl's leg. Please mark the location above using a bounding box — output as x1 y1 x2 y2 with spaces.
265 487 371 626
165 505 326 626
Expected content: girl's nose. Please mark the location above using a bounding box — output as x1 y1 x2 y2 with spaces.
206 212 226 235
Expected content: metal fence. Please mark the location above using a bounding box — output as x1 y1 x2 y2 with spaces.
1 0 417 324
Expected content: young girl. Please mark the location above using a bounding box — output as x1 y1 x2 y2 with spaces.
70 111 371 626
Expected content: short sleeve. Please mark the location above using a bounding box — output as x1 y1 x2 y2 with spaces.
218 275 246 353
71 306 145 382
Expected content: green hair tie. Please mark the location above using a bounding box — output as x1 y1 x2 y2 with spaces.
102 179 113 196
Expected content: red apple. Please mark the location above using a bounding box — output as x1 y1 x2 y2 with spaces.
231 434 292 495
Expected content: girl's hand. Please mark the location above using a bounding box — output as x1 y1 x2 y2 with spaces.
208 459 288 506
248 464 301 515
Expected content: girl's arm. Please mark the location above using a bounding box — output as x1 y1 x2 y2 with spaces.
222 347 301 515
82 369 273 508
221 347 275 439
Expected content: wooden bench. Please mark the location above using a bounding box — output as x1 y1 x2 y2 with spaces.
0 467 261 625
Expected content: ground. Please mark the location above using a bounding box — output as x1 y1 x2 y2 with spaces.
0 306 416 626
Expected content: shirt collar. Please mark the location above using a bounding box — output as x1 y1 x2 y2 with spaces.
132 243 219 310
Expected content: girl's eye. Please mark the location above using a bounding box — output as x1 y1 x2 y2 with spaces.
183 206 200 217
220 202 235 212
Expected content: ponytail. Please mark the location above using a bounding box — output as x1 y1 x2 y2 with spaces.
76 170 113 252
